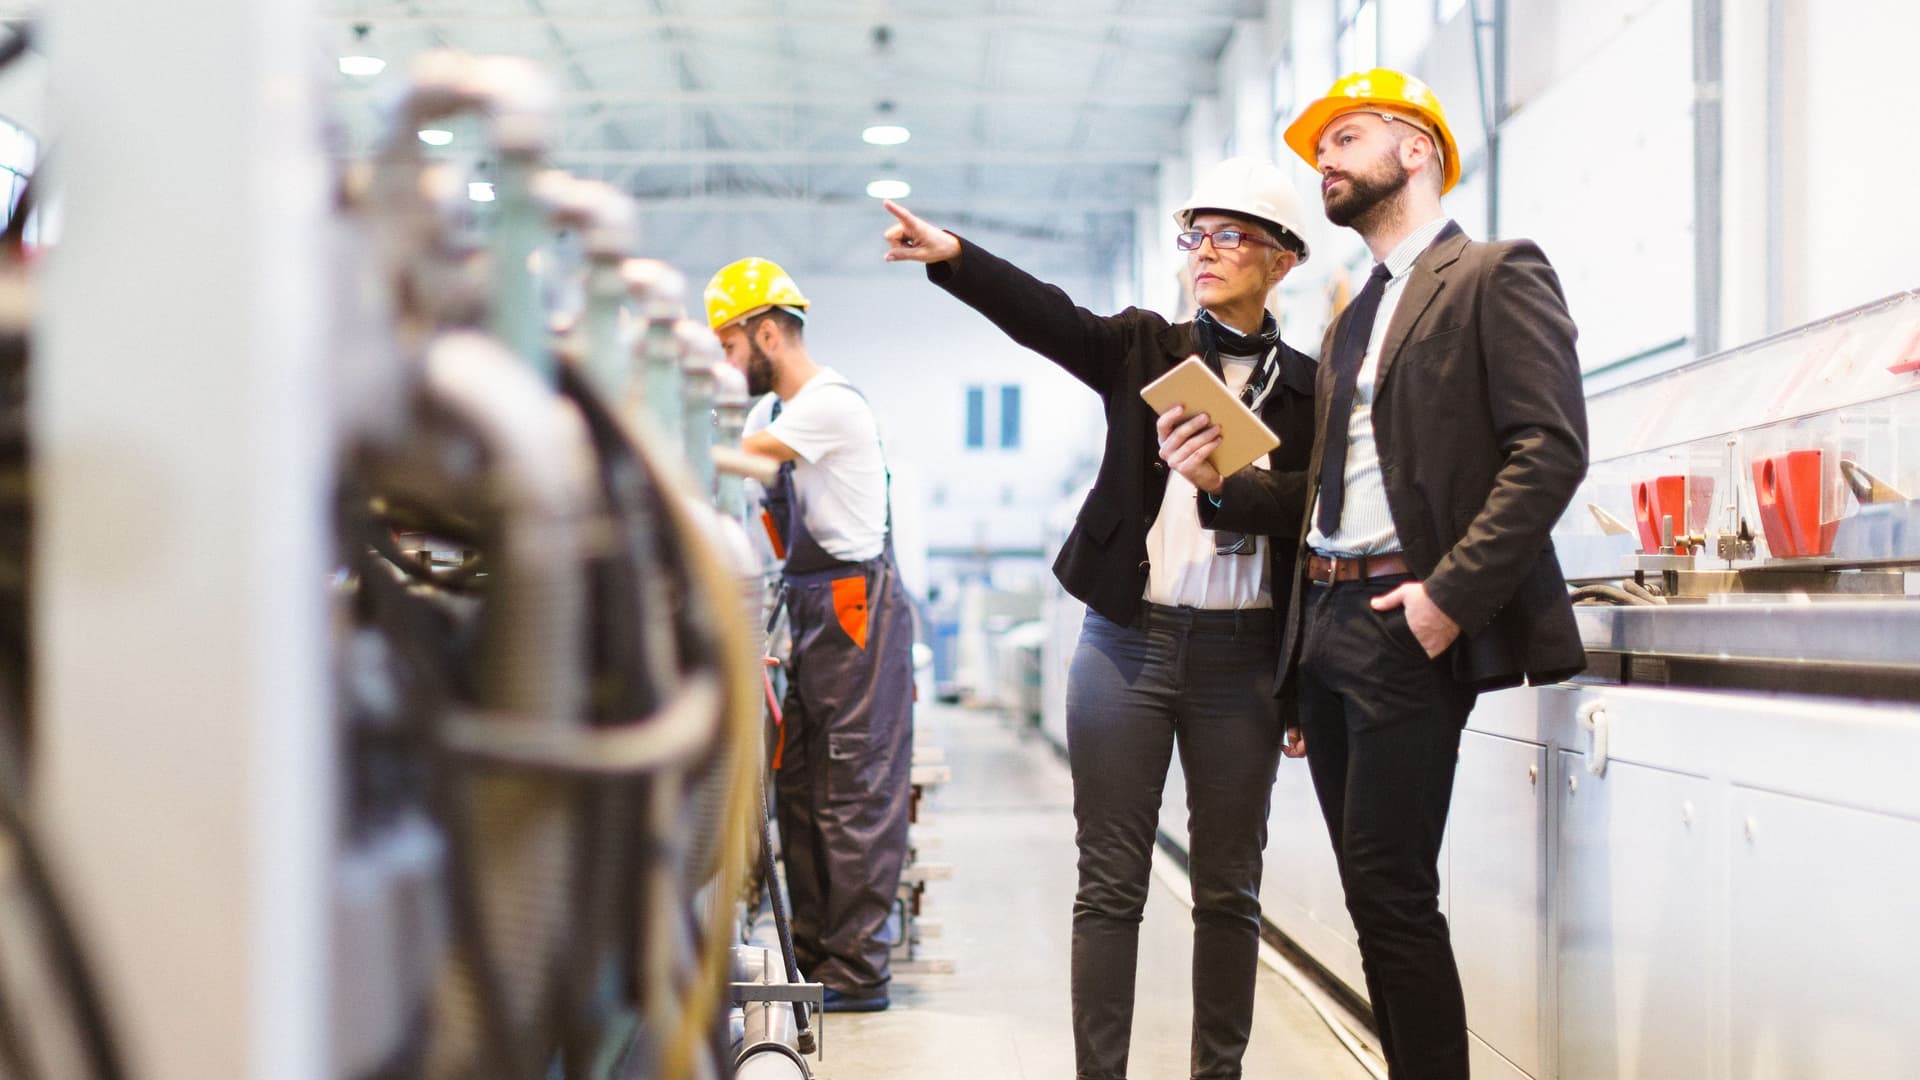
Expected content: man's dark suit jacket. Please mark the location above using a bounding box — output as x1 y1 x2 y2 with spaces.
928 237 1318 636
1202 222 1590 692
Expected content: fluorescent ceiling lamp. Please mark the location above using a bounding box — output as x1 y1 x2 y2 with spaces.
468 181 496 202
862 124 911 146
417 129 454 147
338 54 387 77
865 179 911 200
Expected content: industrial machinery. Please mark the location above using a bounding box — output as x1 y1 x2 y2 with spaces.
317 49 816 1079
1559 287 1920 695
3 22 815 1077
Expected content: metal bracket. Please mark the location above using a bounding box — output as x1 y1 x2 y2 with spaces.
731 981 824 1058
1577 699 1610 776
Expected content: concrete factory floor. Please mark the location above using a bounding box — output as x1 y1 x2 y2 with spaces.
809 703 1374 1079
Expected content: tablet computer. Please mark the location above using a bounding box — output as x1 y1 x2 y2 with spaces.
1139 355 1280 477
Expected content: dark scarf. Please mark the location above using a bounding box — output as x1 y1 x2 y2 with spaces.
1194 308 1281 408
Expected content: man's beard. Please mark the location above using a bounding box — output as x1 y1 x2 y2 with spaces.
1324 153 1410 228
745 343 775 397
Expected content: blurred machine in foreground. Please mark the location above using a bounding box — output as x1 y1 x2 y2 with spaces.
20 11 818 1076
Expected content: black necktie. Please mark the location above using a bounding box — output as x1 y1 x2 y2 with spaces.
1315 262 1392 536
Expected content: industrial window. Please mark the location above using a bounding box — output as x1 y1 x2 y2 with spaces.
964 386 985 449
1270 57 1295 167
0 116 37 244
999 385 1021 449
1336 0 1380 75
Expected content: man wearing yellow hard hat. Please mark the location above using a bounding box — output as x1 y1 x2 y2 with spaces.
703 256 914 1014
1152 69 1589 1076
1202 69 1588 1078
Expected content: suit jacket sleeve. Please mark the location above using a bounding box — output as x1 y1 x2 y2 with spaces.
1197 467 1312 537
927 236 1139 394
1422 241 1589 636
1196 343 1317 538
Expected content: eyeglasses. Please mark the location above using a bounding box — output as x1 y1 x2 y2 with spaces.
1176 228 1283 253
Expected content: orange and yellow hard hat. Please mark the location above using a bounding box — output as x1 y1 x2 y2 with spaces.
703 256 810 331
1283 68 1461 194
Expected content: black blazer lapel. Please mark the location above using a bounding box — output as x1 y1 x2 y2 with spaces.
1374 223 1468 392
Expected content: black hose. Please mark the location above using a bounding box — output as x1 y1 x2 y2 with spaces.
0 24 34 72
1572 583 1658 606
1 148 42 256
0 763 128 1080
758 768 810 1036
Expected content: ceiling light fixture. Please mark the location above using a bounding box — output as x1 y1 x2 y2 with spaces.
862 124 910 146
417 129 454 147
862 96 910 147
468 181 497 202
865 178 911 200
340 23 385 77
339 54 386 77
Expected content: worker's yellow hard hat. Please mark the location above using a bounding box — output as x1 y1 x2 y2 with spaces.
703 256 810 331
1283 68 1461 195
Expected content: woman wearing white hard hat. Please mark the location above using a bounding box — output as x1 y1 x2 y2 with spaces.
882 159 1316 1079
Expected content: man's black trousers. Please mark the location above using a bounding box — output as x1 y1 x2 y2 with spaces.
1298 575 1478 1080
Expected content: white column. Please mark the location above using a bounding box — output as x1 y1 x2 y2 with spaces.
37 0 332 1077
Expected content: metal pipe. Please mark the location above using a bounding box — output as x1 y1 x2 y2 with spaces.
677 320 722 499
380 51 559 378
731 946 809 1079
489 157 552 379
538 173 640 401
420 329 594 727
1764 0 1786 334
1693 0 1725 356
1490 0 1507 238
623 259 690 447
712 363 752 523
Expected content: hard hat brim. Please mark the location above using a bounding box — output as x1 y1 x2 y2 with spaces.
1283 99 1462 195
1176 207 1310 263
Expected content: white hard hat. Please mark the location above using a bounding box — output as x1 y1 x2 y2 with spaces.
1172 156 1312 264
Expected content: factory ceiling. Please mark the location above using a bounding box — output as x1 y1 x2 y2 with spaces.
323 0 1260 284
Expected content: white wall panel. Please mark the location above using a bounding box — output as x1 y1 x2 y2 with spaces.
1505 0 1671 110
1496 0 1692 371
1797 0 1920 322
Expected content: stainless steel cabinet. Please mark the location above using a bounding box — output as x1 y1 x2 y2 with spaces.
1452 730 1550 1078
1554 753 1714 1079
1729 788 1920 1079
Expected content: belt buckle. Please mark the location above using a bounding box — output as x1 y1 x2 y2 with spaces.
1316 555 1338 586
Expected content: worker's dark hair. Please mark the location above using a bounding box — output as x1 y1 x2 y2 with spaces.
745 307 805 342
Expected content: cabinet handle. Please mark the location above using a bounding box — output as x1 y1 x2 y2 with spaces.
1577 700 1609 776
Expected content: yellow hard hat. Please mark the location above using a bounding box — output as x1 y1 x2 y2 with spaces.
1283 68 1461 195
703 256 810 331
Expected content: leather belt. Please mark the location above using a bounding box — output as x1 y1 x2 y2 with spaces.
1307 551 1412 585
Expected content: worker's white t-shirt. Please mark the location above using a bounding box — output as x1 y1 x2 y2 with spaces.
744 368 889 563
1144 354 1272 610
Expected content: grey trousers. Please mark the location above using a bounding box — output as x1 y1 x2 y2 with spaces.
776 554 916 997
1065 606 1284 1080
